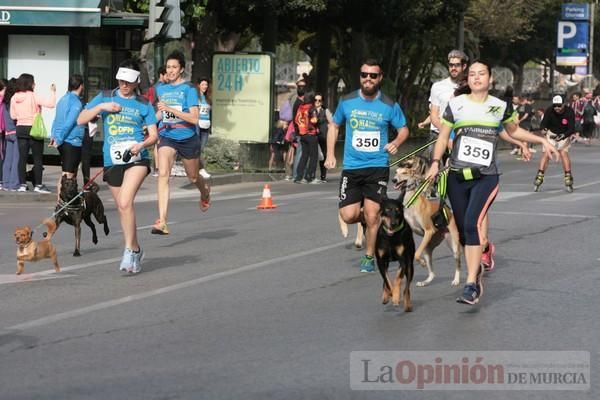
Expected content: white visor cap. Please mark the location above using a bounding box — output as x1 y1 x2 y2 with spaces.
116 67 140 83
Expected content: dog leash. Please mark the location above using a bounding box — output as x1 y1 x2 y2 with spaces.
389 138 437 168
403 167 449 208
31 166 111 234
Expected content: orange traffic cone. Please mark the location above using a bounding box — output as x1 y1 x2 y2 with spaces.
256 184 277 209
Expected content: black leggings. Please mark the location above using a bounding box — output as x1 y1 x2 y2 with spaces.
446 172 499 246
296 134 318 181
17 126 44 186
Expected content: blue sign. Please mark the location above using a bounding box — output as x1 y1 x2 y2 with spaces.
557 21 589 51
561 3 590 21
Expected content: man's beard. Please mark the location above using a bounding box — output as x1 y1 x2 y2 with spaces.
361 82 379 96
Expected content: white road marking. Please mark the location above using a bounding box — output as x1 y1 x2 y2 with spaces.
0 258 122 285
491 211 597 219
495 191 532 201
2 241 350 332
541 193 599 202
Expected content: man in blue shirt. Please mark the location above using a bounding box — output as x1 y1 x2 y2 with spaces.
325 58 409 273
51 74 85 198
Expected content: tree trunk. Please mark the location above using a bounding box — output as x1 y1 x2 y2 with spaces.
262 7 278 53
191 11 218 82
349 27 367 91
315 17 332 99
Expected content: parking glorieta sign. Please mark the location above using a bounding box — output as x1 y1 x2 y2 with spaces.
212 52 274 143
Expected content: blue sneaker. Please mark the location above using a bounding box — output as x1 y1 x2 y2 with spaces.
130 248 144 274
457 283 481 305
359 255 375 273
119 248 134 272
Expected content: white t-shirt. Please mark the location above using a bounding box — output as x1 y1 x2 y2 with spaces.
428 77 459 133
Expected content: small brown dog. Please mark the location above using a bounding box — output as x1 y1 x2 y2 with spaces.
15 218 60 275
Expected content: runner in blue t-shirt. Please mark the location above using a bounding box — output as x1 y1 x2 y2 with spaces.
77 59 159 275
324 58 409 273
152 50 210 236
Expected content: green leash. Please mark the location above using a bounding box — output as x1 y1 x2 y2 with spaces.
403 167 449 208
389 138 437 168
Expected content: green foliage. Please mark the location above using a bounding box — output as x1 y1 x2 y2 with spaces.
203 137 240 170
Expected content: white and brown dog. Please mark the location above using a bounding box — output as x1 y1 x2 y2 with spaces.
392 156 461 286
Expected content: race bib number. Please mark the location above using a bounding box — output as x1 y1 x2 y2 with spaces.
199 104 211 116
352 130 381 152
162 105 183 124
110 140 141 165
457 136 493 167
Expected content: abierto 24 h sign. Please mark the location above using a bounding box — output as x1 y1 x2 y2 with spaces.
211 53 274 143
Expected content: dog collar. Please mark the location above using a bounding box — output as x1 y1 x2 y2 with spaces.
382 221 404 236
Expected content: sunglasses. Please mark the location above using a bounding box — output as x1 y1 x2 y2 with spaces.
360 72 380 79
448 62 463 68
315 98 322 102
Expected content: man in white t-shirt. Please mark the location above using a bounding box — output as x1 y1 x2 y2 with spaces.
428 49 469 156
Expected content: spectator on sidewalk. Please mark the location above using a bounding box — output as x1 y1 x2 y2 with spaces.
51 74 85 200
314 92 332 182
0 79 6 190
1 78 19 191
10 73 56 193
294 92 319 183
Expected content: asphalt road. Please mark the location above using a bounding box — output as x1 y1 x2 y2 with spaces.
0 145 599 399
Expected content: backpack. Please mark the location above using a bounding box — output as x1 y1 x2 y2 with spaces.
294 103 318 136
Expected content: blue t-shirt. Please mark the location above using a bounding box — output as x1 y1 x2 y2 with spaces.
52 92 84 147
198 93 211 130
156 81 199 140
333 90 406 169
86 89 157 167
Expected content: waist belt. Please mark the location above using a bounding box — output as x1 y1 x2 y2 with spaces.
158 122 195 132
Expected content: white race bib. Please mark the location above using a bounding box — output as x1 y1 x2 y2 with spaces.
457 136 493 167
352 130 381 152
198 119 211 129
162 105 183 124
110 140 141 165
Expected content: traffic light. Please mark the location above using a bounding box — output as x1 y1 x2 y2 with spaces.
148 0 184 40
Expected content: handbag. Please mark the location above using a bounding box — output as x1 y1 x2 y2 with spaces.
30 112 48 140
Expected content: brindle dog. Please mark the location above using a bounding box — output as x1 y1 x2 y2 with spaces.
55 176 109 256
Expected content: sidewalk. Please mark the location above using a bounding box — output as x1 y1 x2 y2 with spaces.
0 165 289 203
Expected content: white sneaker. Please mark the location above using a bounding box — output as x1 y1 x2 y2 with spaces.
17 185 28 192
34 184 51 194
199 168 211 179
509 148 519 155
130 248 144 274
119 248 134 272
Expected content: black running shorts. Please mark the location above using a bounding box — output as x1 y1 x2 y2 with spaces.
338 167 389 208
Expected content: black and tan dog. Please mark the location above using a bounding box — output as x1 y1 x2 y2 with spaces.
376 195 416 312
55 176 109 256
15 218 60 275
393 155 461 287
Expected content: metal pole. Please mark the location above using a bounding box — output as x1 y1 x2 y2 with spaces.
154 40 164 82
458 12 465 51
589 1 595 88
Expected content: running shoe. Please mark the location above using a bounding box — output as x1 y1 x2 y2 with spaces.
130 248 144 274
481 242 496 271
34 184 51 194
151 219 169 235
456 283 480 305
119 248 135 272
359 255 376 273
17 185 28 192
